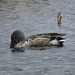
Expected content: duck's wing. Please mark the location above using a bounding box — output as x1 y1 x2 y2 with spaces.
35 33 66 37
26 33 66 41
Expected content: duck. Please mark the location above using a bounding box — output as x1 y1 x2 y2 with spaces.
10 30 66 52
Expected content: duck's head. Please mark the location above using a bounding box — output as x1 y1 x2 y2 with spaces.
10 30 25 51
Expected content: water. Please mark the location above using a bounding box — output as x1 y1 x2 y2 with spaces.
0 0 75 75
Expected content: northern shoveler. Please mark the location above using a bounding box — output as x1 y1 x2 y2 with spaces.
10 30 66 52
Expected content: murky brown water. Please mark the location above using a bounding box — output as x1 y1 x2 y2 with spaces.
0 0 75 75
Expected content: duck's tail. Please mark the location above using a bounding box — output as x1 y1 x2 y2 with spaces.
57 37 66 46
50 37 66 46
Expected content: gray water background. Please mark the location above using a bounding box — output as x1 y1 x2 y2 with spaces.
0 0 75 75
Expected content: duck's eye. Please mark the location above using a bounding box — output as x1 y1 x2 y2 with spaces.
13 36 16 38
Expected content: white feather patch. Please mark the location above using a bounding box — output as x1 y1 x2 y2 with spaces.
25 41 29 46
50 39 59 45
58 39 66 42
15 42 25 48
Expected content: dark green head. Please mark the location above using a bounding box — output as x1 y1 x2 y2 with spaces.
10 30 25 48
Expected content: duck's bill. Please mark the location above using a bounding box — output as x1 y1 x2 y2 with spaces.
10 42 16 48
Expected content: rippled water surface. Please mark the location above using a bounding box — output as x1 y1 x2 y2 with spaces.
0 0 75 75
